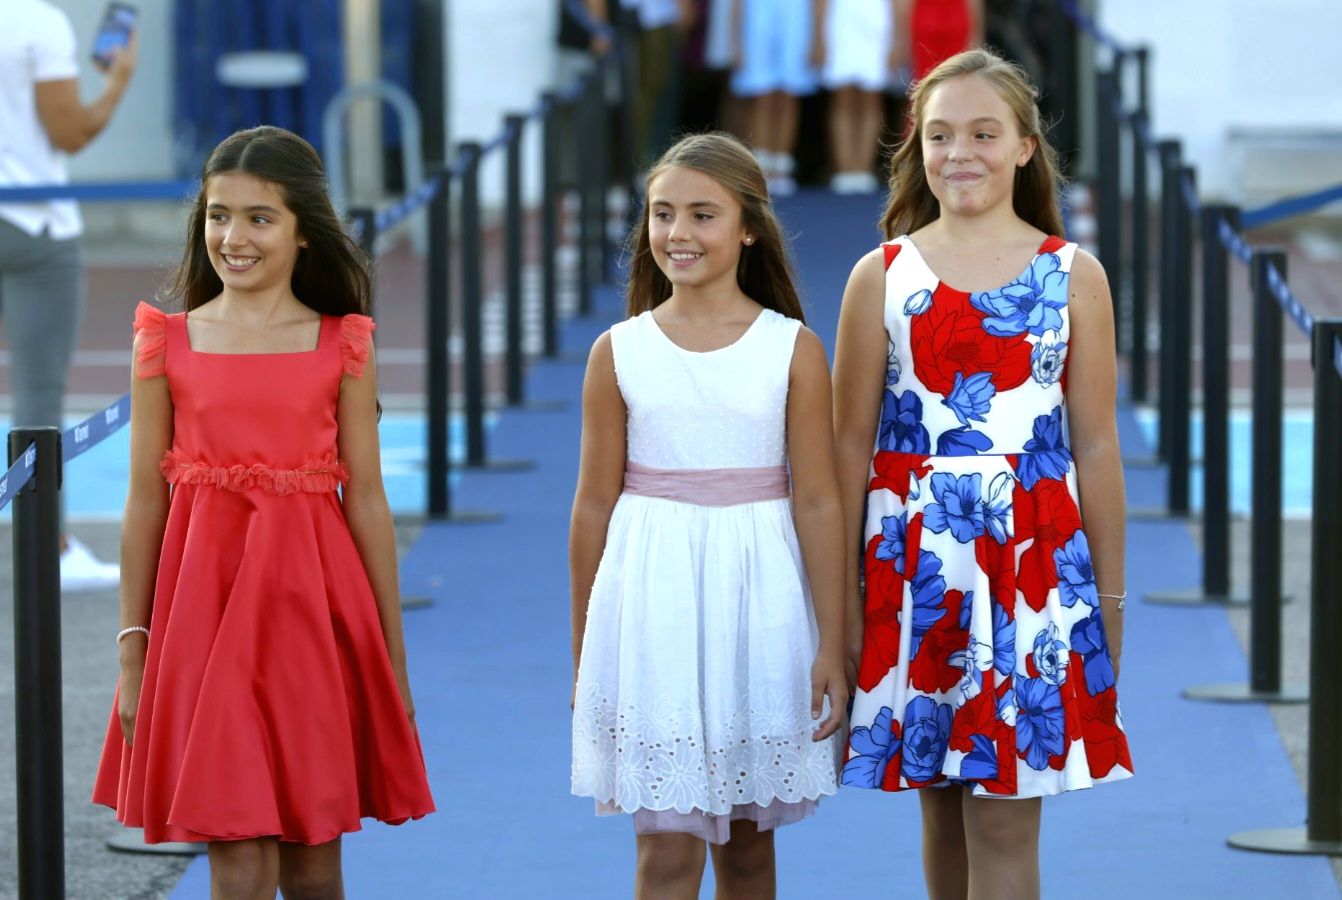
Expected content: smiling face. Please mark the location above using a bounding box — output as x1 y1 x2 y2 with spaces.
203 171 305 297
921 73 1036 220
646 166 752 294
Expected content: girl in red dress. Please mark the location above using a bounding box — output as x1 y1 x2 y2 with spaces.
899 0 984 84
93 126 434 899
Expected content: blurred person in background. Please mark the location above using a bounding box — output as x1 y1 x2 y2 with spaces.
731 0 821 195
818 0 898 193
678 0 738 135
1 0 137 591
899 0 984 85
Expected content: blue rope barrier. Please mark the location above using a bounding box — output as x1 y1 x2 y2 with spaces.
62 394 131 464
1265 261 1315 338
1217 217 1253 265
1060 0 1129 54
1335 334 1342 381
0 442 37 514
1180 170 1200 216
1241 182 1342 229
372 174 445 234
0 180 196 203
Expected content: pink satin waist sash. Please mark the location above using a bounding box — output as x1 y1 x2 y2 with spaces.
623 461 790 507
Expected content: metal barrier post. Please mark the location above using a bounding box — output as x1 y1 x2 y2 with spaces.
1128 54 1151 402
1155 140 1181 464
1096 65 1122 332
1167 165 1195 515
591 63 613 283
425 165 452 518
9 427 64 900
458 141 534 474
351 207 377 316
541 93 560 358
1050 0 1078 168
503 115 526 406
1150 204 1255 608
575 74 596 315
1228 318 1342 854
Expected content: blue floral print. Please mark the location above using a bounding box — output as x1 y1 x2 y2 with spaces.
880 390 931 453
875 513 908 574
887 339 901 387
982 471 1014 544
905 288 933 316
960 733 999 781
950 634 993 700
944 371 996 426
1071 610 1116 695
971 252 1068 337
1016 676 1066 771
1031 329 1067 387
923 472 985 543
907 549 948 658
901 695 953 782
1031 623 1069 686
1016 407 1073 490
936 426 993 456
992 602 1016 676
843 706 901 787
1054 531 1098 608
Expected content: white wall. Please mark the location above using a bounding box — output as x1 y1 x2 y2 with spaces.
1099 0 1342 203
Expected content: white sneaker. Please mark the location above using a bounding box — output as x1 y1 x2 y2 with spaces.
61 536 120 593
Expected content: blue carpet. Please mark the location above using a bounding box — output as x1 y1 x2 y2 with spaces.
171 189 1337 898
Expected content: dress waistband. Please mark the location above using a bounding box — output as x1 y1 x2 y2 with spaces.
622 461 790 507
161 449 349 495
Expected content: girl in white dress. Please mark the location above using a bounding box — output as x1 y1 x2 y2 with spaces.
818 0 898 193
570 131 846 898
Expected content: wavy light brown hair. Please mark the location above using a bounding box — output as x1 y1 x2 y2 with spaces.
167 126 372 315
880 48 1065 241
625 132 806 323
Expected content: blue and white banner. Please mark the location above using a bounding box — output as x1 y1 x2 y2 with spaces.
63 394 131 464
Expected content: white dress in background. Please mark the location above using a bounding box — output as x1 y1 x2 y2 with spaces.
822 0 895 91
571 308 840 844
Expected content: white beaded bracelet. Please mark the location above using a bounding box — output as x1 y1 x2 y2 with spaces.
1097 591 1127 611
116 626 150 644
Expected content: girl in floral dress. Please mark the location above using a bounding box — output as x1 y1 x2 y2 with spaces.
570 132 846 897
832 49 1132 898
93 126 433 898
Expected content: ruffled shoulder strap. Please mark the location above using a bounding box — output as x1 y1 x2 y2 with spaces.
132 302 168 378
339 314 376 378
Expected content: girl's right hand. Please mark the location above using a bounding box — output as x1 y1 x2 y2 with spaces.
117 659 145 746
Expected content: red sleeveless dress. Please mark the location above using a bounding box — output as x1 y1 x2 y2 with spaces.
910 0 972 82
92 303 435 845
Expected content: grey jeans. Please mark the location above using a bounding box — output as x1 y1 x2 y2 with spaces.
0 217 85 527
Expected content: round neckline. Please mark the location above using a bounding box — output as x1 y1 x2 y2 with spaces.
646 307 769 355
900 235 1058 296
182 312 328 356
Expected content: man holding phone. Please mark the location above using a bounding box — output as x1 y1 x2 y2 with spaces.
1 0 137 590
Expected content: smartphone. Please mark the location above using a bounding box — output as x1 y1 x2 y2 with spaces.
91 2 137 70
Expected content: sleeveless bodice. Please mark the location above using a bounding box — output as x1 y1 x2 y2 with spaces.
611 308 800 470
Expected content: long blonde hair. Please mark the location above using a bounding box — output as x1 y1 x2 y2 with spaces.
625 132 806 323
880 48 1065 240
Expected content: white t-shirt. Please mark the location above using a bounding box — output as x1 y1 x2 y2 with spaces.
0 0 81 239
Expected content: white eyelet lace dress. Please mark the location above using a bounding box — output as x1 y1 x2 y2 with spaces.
571 307 841 844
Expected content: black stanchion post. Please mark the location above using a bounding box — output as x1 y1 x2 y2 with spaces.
1096 65 1122 332
425 166 451 518
1050 0 1078 170
1155 140 1181 465
351 207 377 318
503 114 526 406
1167 166 1195 515
1228 318 1342 854
1128 49 1151 403
574 74 596 316
9 426 64 900
1151 206 1251 608
540 93 560 359
459 142 488 467
591 62 613 283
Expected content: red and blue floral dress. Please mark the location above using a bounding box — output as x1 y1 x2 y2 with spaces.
844 235 1133 798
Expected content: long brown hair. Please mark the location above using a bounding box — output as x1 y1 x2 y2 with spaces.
167 126 372 315
880 49 1065 240
625 132 806 323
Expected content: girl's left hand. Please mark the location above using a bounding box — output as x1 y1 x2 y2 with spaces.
810 653 849 742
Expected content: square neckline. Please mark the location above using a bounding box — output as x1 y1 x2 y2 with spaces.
900 235 1060 296
181 311 329 357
